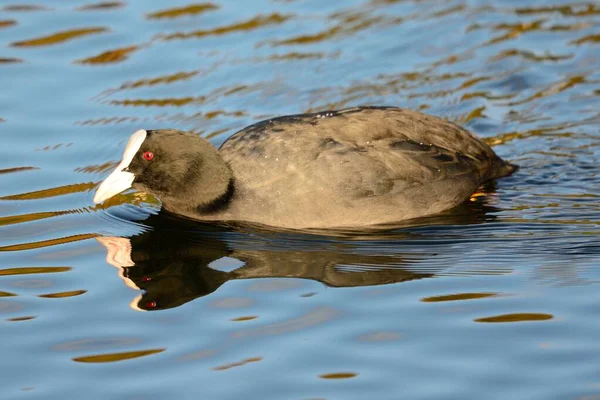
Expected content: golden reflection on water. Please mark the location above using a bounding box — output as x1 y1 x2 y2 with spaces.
72 348 165 363
11 27 108 47
0 57 22 63
0 1 599 396
0 210 72 227
78 46 139 65
7 315 36 322
489 49 572 62
36 143 73 151
271 11 401 46
421 292 499 303
74 161 118 174
146 3 219 20
76 115 144 126
319 372 358 379
508 75 588 106
161 13 290 40
0 266 71 276
76 2 125 12
230 315 259 322
0 19 17 28
0 182 97 200
113 70 201 91
0 166 38 175
0 234 97 252
212 356 262 371
38 290 87 299
515 4 600 17
475 313 554 323
572 33 600 44
484 126 592 146
111 95 206 107
2 4 49 12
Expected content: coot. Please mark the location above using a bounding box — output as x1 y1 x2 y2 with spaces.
94 106 516 229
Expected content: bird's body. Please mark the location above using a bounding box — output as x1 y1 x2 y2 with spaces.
94 106 517 230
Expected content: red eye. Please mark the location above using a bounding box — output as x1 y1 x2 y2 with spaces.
143 151 154 161
146 301 157 309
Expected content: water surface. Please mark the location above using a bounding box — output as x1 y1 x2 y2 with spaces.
1 0 600 399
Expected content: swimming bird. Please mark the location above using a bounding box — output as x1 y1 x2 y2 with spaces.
94 106 517 229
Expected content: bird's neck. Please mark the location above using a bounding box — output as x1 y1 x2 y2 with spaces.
161 148 235 216
195 178 235 214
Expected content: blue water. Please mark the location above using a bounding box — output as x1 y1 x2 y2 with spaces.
1 0 600 399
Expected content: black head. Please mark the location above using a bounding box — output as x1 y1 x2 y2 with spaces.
94 129 233 213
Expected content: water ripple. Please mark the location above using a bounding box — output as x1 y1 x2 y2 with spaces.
1 0 600 398
11 27 108 47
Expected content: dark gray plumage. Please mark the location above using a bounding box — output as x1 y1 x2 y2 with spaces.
96 106 517 229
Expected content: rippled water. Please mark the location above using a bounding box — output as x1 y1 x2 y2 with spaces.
1 0 600 399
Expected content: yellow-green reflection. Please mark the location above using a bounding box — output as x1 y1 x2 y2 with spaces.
74 161 118 174
571 34 600 44
271 12 401 46
76 2 125 11
508 75 587 106
0 201 147 228
0 182 96 200
76 116 142 126
11 27 108 47
117 71 200 90
515 4 600 17
0 211 70 227
162 13 289 40
78 46 139 64
0 166 38 175
0 267 71 276
111 96 206 107
36 143 72 151
489 49 572 62
7 316 36 322
147 3 219 19
3 5 49 11
485 126 576 146
475 313 554 323
319 372 358 379
38 290 87 299
0 57 23 63
267 52 330 61
0 234 97 252
421 292 498 302
0 20 17 29
212 357 262 371
0 291 18 297
73 348 165 363
230 315 258 322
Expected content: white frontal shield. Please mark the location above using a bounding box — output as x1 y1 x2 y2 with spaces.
94 130 147 204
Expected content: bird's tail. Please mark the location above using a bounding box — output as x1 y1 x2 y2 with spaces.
490 159 519 180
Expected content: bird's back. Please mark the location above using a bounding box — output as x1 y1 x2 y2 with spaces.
216 107 515 229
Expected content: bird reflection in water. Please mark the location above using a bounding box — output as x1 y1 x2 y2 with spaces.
97 196 501 311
